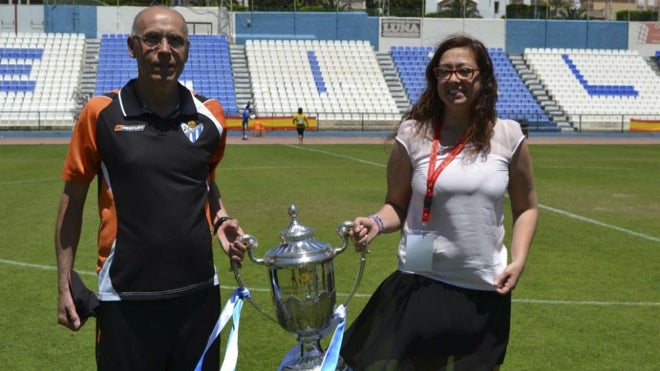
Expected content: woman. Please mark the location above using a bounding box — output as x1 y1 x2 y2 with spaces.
340 34 538 370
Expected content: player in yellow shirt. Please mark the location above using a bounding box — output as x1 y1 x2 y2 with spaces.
292 107 309 144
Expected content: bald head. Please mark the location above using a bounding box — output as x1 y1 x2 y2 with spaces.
132 6 188 38
128 5 190 91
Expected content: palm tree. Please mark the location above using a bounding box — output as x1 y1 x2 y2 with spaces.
545 0 571 18
436 0 481 18
558 6 587 19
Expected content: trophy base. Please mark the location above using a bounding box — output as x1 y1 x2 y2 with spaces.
281 358 322 371
281 347 323 370
280 342 351 371
280 338 327 371
281 358 350 371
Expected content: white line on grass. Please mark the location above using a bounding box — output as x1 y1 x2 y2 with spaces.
514 298 660 307
0 177 60 185
538 204 660 243
286 145 386 167
290 145 660 244
0 258 60 271
2 258 658 307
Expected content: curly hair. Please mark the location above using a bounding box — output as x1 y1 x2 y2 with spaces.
397 34 498 156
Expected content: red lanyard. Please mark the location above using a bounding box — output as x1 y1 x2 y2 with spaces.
422 123 466 226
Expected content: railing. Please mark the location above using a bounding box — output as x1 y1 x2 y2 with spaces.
245 110 401 132
3 110 659 133
0 110 76 130
570 114 660 133
252 111 561 132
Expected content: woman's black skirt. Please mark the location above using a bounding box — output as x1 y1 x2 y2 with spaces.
340 271 511 371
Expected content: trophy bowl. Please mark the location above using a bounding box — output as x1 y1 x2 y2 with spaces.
235 205 367 370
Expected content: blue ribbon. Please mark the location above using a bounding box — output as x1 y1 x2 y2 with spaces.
320 304 346 371
195 287 250 371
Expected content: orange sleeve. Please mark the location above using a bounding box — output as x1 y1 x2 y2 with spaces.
204 99 227 182
61 95 113 183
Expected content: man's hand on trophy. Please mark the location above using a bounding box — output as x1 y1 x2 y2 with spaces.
227 239 247 268
215 217 247 268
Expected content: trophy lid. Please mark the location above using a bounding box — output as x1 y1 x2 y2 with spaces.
263 205 335 268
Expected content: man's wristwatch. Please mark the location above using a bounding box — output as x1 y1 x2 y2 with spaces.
213 216 233 235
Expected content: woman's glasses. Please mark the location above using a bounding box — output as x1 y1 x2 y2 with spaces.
433 67 480 81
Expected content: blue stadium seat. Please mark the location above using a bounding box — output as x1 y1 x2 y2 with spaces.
95 34 238 115
390 45 556 131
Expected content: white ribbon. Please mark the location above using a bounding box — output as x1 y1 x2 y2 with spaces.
195 287 250 371
277 304 347 371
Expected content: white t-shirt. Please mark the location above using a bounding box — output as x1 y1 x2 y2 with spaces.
395 118 525 291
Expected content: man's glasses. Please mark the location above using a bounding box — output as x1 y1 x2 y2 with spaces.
433 67 480 81
133 33 189 50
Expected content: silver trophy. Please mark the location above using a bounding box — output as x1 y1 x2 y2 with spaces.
235 205 367 370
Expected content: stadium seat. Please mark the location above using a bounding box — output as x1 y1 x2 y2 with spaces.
389 46 554 129
0 32 84 127
525 48 660 130
95 34 238 116
247 39 397 119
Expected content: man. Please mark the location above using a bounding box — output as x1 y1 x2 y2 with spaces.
241 101 252 140
54 6 246 370
292 107 309 144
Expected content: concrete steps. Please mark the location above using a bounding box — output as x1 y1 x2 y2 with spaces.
230 44 253 112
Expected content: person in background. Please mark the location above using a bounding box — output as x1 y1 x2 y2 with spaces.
339 34 538 370
54 6 247 370
292 106 309 144
242 101 252 140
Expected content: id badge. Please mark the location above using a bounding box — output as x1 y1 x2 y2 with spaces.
403 231 435 272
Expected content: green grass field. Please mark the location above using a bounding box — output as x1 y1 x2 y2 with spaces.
0 142 658 370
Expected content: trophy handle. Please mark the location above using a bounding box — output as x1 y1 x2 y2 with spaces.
335 221 368 307
238 234 265 265
334 221 354 255
232 234 279 323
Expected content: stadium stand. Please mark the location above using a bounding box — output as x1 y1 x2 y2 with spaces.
2 31 658 132
96 33 134 95
0 32 83 128
390 45 557 131
96 34 238 116
247 39 400 121
490 48 554 130
525 48 660 131
390 45 431 105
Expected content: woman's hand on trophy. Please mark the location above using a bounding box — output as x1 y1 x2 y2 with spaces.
216 217 247 268
349 216 380 252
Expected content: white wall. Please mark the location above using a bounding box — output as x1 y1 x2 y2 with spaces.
94 6 224 36
0 5 44 33
379 18 506 51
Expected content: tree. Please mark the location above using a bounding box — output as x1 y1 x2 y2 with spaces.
387 0 427 17
616 9 659 21
249 0 356 11
505 3 547 19
558 6 586 19
545 0 571 18
426 0 481 18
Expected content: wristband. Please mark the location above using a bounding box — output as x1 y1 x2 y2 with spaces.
369 214 384 235
213 216 233 235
